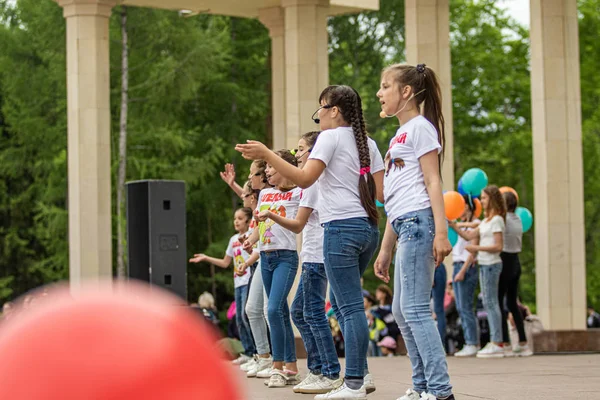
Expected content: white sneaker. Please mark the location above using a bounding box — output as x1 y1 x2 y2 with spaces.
454 344 478 357
267 370 288 388
361 373 376 394
397 388 422 400
231 354 251 365
257 366 274 379
266 369 300 388
476 342 505 358
512 343 533 357
247 356 273 377
503 345 516 357
296 375 343 394
314 382 367 399
293 371 322 393
420 393 437 400
241 356 257 371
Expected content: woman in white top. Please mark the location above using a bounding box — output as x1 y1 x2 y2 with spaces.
237 85 384 400
499 191 532 356
452 196 481 358
451 185 506 358
373 63 454 400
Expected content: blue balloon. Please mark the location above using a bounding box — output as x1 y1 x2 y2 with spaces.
461 168 488 197
515 207 533 233
448 227 458 247
457 178 467 196
376 200 384 208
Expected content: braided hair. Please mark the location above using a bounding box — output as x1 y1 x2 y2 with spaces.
318 85 378 224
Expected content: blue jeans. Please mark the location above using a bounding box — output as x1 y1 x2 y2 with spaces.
479 262 503 343
235 284 256 356
323 217 379 379
391 208 452 398
291 262 341 378
261 250 299 363
431 264 446 348
452 261 479 346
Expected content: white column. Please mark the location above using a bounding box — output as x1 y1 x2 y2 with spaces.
405 0 454 190
530 0 586 330
282 0 329 148
56 0 116 293
259 7 287 150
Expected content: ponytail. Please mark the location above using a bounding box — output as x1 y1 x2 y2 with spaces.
382 63 446 172
319 85 378 224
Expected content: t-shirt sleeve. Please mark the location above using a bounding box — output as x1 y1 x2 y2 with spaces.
309 130 337 166
414 121 442 159
299 185 319 210
225 236 235 258
491 216 505 233
368 138 385 173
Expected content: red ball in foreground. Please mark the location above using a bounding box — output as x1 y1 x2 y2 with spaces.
0 283 242 400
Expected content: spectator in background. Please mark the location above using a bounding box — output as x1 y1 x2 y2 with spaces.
373 285 400 341
587 305 600 328
198 292 220 331
377 336 397 357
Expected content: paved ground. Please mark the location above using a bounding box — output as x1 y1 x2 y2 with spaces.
232 354 600 399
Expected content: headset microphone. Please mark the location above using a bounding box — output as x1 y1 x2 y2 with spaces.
379 89 427 118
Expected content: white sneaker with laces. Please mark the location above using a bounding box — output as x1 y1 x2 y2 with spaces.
247 356 273 377
267 370 288 388
314 382 367 400
296 375 343 394
241 356 257 371
293 371 322 392
232 354 251 365
454 344 478 357
361 373 376 394
476 342 505 358
512 343 533 357
257 366 274 379
397 388 422 400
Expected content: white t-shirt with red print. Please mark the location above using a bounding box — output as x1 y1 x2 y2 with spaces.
308 126 385 224
383 115 442 222
299 183 324 264
225 233 253 288
256 187 302 252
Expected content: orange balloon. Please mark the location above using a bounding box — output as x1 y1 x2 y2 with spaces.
473 198 483 218
0 283 242 400
444 191 466 220
499 186 519 201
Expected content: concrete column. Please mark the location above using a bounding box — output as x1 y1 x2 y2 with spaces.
259 7 287 151
405 0 454 191
530 0 586 330
282 0 329 148
56 0 116 293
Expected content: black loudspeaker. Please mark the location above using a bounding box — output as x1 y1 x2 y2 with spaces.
126 180 187 300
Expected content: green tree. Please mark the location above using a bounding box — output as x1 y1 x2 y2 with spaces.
579 0 600 310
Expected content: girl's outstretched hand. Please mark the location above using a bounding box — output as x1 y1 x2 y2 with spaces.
235 140 269 160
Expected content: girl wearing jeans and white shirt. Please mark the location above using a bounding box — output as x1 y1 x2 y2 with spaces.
237 85 384 400
452 197 480 358
242 151 303 388
373 63 454 400
451 185 506 358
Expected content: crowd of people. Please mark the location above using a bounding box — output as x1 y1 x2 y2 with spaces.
186 62 542 400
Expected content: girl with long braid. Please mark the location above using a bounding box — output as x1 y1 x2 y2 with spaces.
236 85 384 400
373 63 454 400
